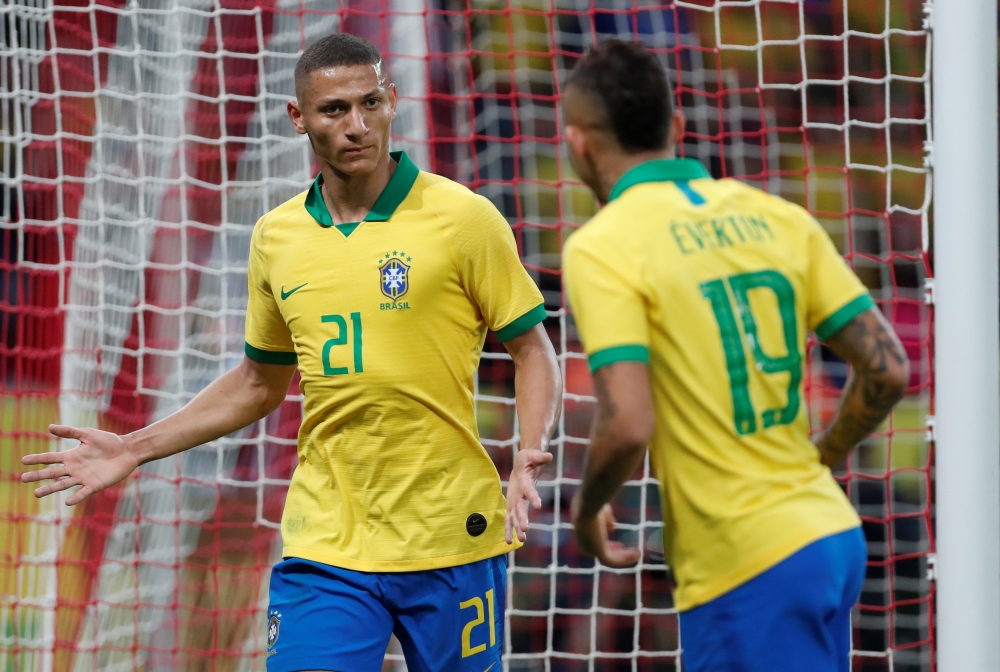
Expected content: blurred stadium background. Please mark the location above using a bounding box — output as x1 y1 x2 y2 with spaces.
0 0 933 669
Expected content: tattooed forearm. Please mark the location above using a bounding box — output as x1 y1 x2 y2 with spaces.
815 307 910 467
837 309 910 375
817 372 900 464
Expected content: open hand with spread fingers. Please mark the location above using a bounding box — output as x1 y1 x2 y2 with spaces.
21 424 141 506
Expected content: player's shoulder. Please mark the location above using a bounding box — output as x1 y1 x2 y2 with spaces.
715 178 819 230
412 170 511 244
562 214 632 281
563 217 603 258
415 170 501 220
413 169 474 198
254 188 311 240
564 197 634 258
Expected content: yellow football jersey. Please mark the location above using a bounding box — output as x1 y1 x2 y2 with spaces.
563 158 872 611
245 151 545 571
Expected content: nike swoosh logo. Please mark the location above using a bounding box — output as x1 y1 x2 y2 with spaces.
483 664 495 672
280 283 307 300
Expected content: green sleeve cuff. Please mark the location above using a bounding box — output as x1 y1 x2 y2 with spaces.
245 342 298 365
814 294 876 342
588 344 649 372
495 303 547 342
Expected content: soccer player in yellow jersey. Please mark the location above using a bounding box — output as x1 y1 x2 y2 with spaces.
21 34 562 671
560 41 910 671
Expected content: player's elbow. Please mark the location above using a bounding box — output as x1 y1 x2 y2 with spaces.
883 357 910 404
591 361 655 453
239 357 294 417
609 409 655 454
860 360 909 410
872 345 910 406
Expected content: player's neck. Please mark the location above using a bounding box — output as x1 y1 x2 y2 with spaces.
595 149 674 204
318 150 397 225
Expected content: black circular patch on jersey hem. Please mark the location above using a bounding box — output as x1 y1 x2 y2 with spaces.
466 513 488 537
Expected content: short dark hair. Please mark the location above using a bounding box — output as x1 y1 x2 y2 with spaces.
295 33 385 86
566 39 674 152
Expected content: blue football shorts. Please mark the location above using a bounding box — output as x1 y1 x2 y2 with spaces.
266 554 506 672
679 526 867 672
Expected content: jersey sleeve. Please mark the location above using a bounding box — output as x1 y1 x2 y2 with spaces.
453 196 546 342
563 233 649 372
805 217 876 342
244 219 297 364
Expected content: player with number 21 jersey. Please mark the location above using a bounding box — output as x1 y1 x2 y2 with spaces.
22 33 562 672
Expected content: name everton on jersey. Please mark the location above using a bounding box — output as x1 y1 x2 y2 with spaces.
670 213 775 255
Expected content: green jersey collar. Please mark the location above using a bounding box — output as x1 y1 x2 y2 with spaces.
607 158 711 203
304 150 420 232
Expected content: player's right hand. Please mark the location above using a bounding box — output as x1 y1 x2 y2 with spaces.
573 503 642 568
20 425 141 506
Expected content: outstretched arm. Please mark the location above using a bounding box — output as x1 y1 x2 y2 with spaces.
815 307 910 467
503 323 562 544
22 357 295 505
571 362 654 567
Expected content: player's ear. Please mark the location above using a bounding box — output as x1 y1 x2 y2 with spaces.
387 82 397 119
287 99 307 135
667 109 686 152
564 124 588 162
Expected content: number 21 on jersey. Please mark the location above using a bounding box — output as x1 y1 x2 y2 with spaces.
700 270 802 435
321 312 363 376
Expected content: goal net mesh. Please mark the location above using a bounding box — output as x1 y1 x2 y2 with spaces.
0 0 933 670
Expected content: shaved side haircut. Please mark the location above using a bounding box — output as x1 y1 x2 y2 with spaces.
295 33 385 89
566 39 674 153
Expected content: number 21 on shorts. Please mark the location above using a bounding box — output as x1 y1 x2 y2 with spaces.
460 589 497 657
701 270 802 435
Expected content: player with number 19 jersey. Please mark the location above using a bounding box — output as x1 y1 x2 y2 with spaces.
563 158 872 611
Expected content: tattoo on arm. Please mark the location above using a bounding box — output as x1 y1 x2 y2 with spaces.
817 308 910 466
837 309 909 376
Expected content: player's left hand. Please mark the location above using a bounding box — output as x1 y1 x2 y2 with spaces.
572 503 642 568
505 447 553 544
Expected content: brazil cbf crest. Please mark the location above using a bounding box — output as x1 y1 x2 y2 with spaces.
267 609 281 649
379 251 411 301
